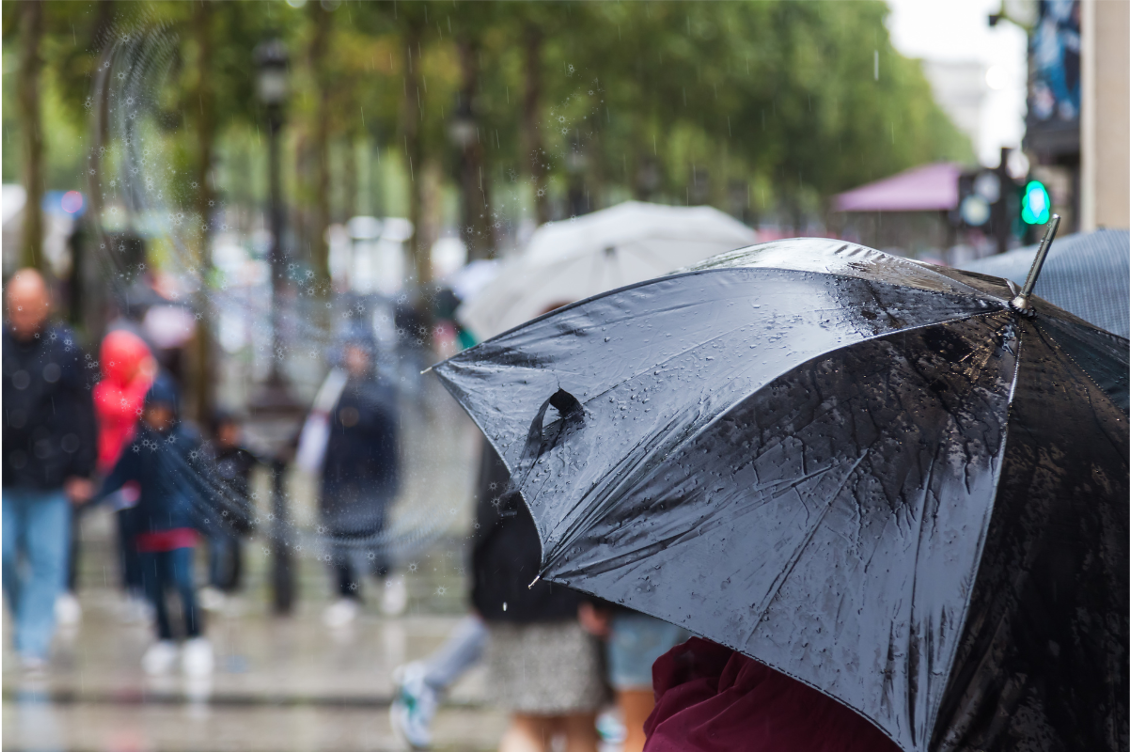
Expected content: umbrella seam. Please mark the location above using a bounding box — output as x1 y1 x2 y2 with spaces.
925 316 1024 751
455 262 1007 347
1034 321 1130 419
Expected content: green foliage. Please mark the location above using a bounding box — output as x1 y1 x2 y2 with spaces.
3 0 973 229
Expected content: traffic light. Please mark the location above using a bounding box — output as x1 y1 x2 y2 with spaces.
954 169 1000 228
1021 179 1051 225
953 155 1046 252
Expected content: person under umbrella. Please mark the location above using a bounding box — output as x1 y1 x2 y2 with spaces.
433 222 1128 751
469 441 608 752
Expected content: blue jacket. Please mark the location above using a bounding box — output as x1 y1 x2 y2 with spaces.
101 422 208 536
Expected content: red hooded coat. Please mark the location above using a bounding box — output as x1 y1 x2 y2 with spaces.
93 330 154 473
644 638 901 752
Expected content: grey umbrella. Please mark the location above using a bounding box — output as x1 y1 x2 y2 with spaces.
961 228 1129 337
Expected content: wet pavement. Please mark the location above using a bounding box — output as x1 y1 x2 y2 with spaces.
3 383 511 751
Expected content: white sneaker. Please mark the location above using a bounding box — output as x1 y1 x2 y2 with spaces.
142 641 179 675
181 638 214 676
198 587 226 612
55 591 82 626
381 577 408 617
323 598 359 628
390 662 437 749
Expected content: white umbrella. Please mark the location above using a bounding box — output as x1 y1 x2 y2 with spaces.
458 201 757 339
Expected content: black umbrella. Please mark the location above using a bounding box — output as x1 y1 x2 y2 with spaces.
433 226 1128 752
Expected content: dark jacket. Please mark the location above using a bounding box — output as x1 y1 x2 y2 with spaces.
471 439 582 624
202 443 258 536
101 422 207 536
3 324 97 490
319 374 400 532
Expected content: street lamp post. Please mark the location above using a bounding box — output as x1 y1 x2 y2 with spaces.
250 38 302 615
255 39 288 375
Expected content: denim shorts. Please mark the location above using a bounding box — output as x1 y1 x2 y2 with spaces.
607 613 691 690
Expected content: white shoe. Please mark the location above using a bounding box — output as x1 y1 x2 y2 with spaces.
391 662 437 749
55 592 82 626
198 587 226 612
323 598 359 628
182 638 214 676
142 641 179 675
381 577 408 617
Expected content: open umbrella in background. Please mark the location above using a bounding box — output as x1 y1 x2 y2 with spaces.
457 201 756 339
961 228 1129 337
434 232 1128 752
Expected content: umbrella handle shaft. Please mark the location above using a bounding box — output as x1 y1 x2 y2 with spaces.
1010 214 1060 315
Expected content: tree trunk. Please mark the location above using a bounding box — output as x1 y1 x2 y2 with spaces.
341 138 357 222
190 0 216 424
18 0 45 271
458 39 494 260
522 26 549 225
309 3 332 283
401 20 429 286
74 0 115 332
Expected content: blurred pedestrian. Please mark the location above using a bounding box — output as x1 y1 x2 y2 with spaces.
391 609 487 747
198 411 258 611
577 603 690 752
471 442 608 752
91 328 156 622
100 374 213 676
2 269 97 672
318 330 405 627
643 638 901 752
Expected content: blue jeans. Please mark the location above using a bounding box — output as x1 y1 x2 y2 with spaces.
140 548 202 641
422 615 488 691
607 613 691 690
2 487 71 660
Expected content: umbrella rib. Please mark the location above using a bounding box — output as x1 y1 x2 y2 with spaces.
743 450 870 646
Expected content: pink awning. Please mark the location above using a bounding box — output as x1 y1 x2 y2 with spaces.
833 163 962 213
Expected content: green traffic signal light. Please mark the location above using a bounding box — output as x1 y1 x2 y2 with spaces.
1021 180 1051 225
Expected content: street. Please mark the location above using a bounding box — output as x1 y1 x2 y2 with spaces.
4 383 508 752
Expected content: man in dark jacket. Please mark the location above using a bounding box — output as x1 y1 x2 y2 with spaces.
2 269 97 670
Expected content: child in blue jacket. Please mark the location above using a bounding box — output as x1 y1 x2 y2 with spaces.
101 374 213 675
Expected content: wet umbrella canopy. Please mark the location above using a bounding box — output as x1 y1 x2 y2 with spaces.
433 236 1129 752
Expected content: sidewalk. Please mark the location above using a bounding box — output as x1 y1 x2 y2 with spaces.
4 592 505 752
3 385 509 751
3 503 507 752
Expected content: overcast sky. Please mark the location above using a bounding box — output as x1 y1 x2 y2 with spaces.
886 0 1029 166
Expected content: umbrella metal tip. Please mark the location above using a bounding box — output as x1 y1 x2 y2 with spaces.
1009 214 1061 317
527 575 541 590
420 365 434 375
